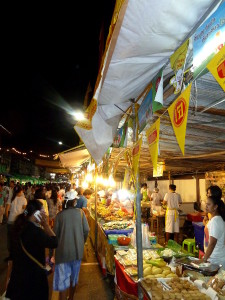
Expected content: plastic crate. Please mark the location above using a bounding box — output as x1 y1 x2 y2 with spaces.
192 222 205 251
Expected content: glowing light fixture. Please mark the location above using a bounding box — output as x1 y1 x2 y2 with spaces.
58 141 63 145
72 111 85 121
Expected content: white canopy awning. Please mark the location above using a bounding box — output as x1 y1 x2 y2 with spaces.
75 0 222 164
58 148 90 169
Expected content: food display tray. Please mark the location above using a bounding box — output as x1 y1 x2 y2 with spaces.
104 228 134 237
175 257 221 276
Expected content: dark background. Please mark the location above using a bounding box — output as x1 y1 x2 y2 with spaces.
1 1 115 155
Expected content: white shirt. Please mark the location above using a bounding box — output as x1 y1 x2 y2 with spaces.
164 191 182 209
207 215 225 268
8 196 27 223
151 192 162 206
7 187 14 204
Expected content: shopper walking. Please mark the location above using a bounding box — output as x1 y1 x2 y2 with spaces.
6 200 58 300
53 190 90 300
7 185 27 259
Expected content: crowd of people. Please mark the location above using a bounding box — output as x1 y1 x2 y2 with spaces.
0 179 224 299
0 180 91 300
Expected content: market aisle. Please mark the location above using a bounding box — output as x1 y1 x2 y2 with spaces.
0 224 115 300
50 236 115 300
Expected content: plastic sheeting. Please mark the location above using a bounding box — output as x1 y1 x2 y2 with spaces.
58 148 90 168
75 0 219 165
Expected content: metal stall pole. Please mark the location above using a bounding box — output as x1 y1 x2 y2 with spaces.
94 164 98 253
132 103 143 300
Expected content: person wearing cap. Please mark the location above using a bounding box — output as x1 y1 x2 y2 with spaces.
53 190 89 300
150 187 163 207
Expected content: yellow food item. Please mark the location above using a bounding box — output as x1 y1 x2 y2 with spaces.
145 274 155 279
152 267 163 275
143 263 151 270
143 267 152 276
166 273 178 278
162 266 171 271
162 270 171 276
155 274 165 278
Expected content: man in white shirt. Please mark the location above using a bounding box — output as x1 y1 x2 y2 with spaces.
5 180 15 219
163 184 182 244
151 188 163 207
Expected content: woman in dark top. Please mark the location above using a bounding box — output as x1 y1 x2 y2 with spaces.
6 200 58 300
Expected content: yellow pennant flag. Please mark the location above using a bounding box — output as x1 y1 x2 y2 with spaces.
168 83 192 155
153 163 164 178
132 137 142 181
75 98 97 130
146 118 160 170
207 47 225 92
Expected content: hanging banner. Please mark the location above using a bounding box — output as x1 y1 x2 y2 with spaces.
170 39 189 94
138 89 153 132
123 168 131 189
132 137 142 181
112 122 128 147
153 163 164 177
193 2 225 80
168 83 192 155
146 118 160 171
75 98 97 130
152 69 164 113
207 46 225 91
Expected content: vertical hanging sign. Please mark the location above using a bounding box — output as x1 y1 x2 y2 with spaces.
168 83 192 155
132 137 142 182
146 118 160 172
170 40 189 94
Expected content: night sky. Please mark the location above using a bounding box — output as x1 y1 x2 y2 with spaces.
1 1 115 155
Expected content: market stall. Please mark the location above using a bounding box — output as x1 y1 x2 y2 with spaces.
114 242 225 300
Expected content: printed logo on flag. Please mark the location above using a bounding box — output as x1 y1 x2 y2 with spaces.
173 98 186 127
133 144 140 156
217 60 225 78
148 129 157 145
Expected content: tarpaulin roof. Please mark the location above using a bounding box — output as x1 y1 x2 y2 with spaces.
58 148 90 169
75 0 223 165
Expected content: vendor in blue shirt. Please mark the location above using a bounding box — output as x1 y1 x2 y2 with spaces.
75 187 87 209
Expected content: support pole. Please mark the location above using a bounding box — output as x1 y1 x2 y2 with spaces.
132 104 143 300
94 164 98 253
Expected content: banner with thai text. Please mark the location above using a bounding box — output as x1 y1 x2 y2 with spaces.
193 2 225 80
132 137 142 181
170 39 189 94
146 118 160 171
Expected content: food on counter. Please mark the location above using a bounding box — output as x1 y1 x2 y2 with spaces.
145 258 167 267
125 266 138 276
141 278 211 299
160 249 176 257
102 220 133 230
